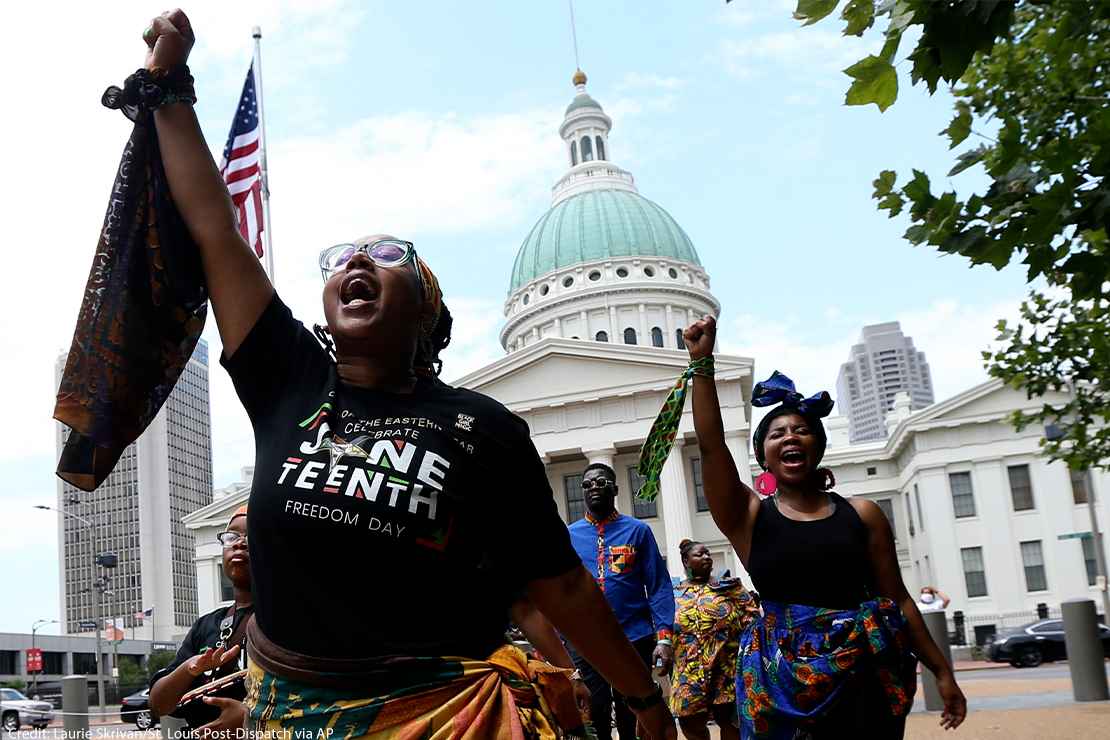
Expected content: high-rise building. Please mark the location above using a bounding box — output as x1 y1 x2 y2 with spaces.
54 341 213 642
836 322 934 443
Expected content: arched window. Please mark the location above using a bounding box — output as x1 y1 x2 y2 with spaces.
570 140 578 166
596 136 606 161
581 135 594 162
624 328 637 345
595 330 609 342
651 327 664 347
675 329 684 349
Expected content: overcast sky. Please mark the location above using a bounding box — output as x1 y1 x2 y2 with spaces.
0 0 1030 633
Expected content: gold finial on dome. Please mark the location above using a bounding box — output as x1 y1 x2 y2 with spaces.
572 68 587 86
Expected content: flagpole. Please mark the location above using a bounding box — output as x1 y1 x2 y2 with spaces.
252 26 276 287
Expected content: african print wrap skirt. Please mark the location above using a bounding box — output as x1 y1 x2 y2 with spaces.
738 598 916 739
245 644 583 740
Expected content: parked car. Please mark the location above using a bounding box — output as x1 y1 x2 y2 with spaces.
120 688 159 730
1 687 53 731
986 618 1110 667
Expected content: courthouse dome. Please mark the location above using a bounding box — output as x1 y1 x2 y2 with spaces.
509 189 702 292
500 69 718 353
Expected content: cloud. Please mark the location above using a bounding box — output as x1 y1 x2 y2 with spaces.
717 295 1024 443
715 0 795 28
0 0 568 494
720 29 871 80
617 73 686 91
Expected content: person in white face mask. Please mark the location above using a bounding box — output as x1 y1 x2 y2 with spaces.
917 586 951 614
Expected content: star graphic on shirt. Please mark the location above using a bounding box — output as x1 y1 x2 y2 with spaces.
323 434 369 474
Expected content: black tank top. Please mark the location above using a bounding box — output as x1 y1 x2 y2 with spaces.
747 492 874 609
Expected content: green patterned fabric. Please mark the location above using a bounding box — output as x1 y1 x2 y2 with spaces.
637 357 715 502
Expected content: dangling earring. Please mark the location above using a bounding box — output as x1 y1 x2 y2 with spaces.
755 470 778 496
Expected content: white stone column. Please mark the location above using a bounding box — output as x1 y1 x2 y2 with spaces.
609 306 618 342
638 303 649 345
665 304 675 347
659 439 694 578
585 447 616 469
585 447 620 510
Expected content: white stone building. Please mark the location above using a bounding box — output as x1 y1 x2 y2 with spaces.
185 71 1109 643
794 384 1109 642
836 322 935 443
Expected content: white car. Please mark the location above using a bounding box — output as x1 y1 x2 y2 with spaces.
1 688 53 731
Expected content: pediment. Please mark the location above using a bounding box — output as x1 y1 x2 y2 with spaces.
455 338 751 410
910 379 1069 428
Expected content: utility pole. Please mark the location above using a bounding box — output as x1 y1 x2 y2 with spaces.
34 506 106 719
30 619 58 696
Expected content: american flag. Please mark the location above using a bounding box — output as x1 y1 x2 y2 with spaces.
220 63 265 258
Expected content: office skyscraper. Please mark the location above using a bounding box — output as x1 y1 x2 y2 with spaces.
837 323 935 443
54 341 213 642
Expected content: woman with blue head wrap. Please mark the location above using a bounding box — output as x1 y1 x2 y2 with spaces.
640 315 966 738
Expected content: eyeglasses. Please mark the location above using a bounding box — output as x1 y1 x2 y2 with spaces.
319 239 416 280
581 478 614 491
217 532 247 548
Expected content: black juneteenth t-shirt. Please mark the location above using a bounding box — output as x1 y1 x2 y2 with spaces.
221 295 580 661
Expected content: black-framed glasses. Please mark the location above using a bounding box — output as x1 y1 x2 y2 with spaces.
319 239 416 280
217 531 247 548
581 478 614 491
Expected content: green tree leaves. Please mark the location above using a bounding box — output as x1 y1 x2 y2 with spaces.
942 102 972 149
793 0 840 26
984 293 1110 472
844 55 898 111
841 0 875 36
779 0 1110 467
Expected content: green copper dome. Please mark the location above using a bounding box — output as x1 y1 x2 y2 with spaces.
509 189 702 293
566 93 602 115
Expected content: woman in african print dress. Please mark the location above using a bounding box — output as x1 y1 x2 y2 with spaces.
670 540 759 740
678 315 966 739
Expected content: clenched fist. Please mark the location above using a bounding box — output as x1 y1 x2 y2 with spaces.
143 8 195 71
683 315 716 361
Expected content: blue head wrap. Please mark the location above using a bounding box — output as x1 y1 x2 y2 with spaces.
752 371 835 469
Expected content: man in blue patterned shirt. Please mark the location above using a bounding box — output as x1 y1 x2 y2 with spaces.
567 462 676 739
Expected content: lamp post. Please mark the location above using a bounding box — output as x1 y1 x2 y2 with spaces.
34 505 105 719
30 618 58 696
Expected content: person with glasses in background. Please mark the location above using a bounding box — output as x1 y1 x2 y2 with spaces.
136 10 676 739
567 463 677 739
149 506 252 735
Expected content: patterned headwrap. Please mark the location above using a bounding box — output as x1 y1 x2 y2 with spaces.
415 255 443 340
226 504 248 530
752 371 834 469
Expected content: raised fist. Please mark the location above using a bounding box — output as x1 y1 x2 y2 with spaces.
143 9 195 71
683 315 717 361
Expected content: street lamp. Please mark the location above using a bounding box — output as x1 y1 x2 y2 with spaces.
30 619 58 696
34 505 106 719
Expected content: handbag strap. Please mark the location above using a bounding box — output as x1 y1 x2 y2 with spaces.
217 605 252 653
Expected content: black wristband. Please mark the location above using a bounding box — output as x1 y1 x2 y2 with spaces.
102 66 197 121
624 684 664 711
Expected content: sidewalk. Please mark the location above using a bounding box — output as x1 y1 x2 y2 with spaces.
953 659 1012 672
45 705 124 727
